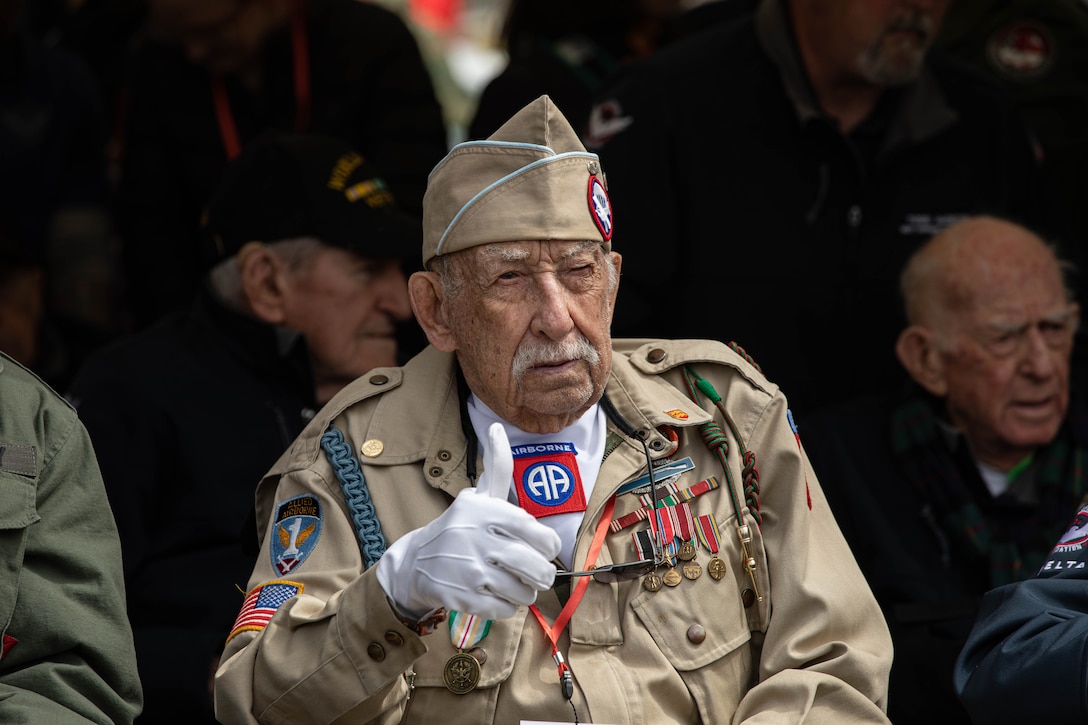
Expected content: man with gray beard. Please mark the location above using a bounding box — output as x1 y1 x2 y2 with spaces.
213 95 893 724
586 0 1052 420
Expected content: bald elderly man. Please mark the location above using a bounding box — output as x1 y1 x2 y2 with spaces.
213 95 892 724
801 215 1083 724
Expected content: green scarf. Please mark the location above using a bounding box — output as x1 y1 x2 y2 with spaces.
891 395 1088 587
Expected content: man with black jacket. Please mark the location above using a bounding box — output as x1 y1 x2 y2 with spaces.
67 132 420 724
586 0 1050 418
800 216 1083 724
115 0 447 328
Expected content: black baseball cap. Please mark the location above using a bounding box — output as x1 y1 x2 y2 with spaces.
200 132 422 267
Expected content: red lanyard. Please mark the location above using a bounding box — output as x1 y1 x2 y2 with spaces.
211 0 311 160
529 493 617 700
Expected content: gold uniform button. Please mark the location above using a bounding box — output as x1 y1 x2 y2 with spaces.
361 439 384 458
686 624 706 644
384 631 404 647
646 348 667 364
367 643 386 661
368 374 389 385
437 450 452 462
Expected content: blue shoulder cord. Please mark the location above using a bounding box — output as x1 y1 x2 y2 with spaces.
320 426 387 568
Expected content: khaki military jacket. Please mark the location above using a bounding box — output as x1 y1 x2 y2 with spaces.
215 340 892 724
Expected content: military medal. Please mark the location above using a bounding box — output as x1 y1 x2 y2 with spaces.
697 513 727 581
708 557 727 580
682 560 702 580
672 503 698 561
663 567 683 587
643 572 664 591
669 503 701 579
443 652 481 694
443 611 490 694
631 529 664 592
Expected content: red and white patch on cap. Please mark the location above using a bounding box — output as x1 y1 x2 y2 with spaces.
986 20 1054 81
588 176 613 242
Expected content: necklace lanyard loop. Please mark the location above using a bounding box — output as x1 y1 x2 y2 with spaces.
529 493 616 700
211 0 311 160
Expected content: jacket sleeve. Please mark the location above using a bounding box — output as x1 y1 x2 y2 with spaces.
728 387 893 722
954 504 1088 722
0 375 143 723
212 452 444 724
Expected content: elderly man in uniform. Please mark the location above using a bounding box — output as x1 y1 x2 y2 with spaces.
213 95 892 724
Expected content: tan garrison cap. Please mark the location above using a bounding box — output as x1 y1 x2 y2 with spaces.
422 94 613 265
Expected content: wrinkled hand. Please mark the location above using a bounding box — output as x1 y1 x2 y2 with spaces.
377 423 562 620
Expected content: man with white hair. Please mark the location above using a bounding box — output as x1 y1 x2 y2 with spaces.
801 215 1083 723
69 132 418 723
213 95 892 724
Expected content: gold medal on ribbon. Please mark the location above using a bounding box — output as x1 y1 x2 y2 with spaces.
708 556 727 580
663 567 683 587
678 540 697 561
643 572 663 591
696 513 727 582
682 560 702 580
443 651 481 694
444 611 490 694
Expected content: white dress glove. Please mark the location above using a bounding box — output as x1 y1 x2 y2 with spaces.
376 423 562 621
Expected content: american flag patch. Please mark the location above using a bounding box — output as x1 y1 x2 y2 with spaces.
226 580 303 644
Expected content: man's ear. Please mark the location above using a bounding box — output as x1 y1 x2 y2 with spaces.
409 271 457 352
895 325 948 397
237 242 287 324
608 251 622 313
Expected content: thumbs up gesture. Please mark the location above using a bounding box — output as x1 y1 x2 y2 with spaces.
376 424 562 621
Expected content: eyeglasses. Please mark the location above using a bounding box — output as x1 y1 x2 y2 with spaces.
554 431 668 583
554 557 658 583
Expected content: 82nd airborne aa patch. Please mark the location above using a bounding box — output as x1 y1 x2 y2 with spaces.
512 442 587 519
271 494 322 576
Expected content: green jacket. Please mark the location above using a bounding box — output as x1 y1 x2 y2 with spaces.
0 352 142 723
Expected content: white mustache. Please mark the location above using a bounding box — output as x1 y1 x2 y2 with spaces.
882 12 933 42
512 336 600 379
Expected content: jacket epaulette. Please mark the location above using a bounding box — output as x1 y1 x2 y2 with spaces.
615 338 777 397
